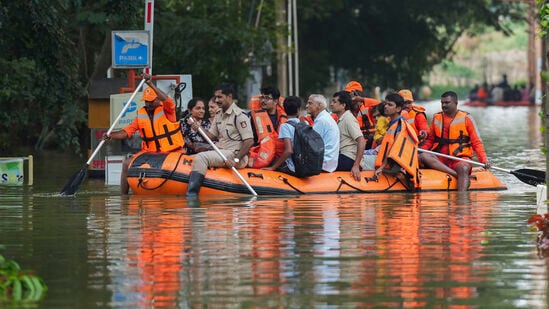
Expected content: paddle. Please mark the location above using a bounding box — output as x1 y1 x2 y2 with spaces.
418 148 545 186
60 78 147 196
189 118 258 196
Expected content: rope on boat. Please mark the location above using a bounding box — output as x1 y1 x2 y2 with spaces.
138 152 185 190
382 174 401 191
336 175 403 192
279 176 305 194
336 177 368 193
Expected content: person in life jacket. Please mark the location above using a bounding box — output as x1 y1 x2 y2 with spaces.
103 74 185 194
247 87 288 168
398 89 429 145
263 96 302 175
344 81 380 150
419 91 492 191
374 93 420 190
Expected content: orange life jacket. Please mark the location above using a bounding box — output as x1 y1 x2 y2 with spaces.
402 105 426 133
300 115 314 126
375 117 419 187
137 106 185 152
431 111 473 158
354 98 380 147
247 95 288 167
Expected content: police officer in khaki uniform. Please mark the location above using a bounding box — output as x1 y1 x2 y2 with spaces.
186 83 254 197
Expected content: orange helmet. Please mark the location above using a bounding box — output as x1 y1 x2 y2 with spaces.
398 89 414 102
345 81 363 92
141 87 158 101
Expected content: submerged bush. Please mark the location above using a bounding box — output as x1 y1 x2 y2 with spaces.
0 248 47 306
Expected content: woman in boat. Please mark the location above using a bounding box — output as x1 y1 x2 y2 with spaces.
180 97 213 154
207 96 219 123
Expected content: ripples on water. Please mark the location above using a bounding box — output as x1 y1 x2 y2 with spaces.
0 104 547 308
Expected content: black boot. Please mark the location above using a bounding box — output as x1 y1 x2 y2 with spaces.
186 172 205 198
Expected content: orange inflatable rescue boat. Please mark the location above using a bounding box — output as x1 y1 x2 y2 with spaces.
126 151 507 195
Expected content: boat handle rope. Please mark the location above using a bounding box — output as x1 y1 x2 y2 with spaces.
336 177 370 193
247 172 264 179
383 175 401 191
138 153 185 191
278 176 305 194
137 172 146 188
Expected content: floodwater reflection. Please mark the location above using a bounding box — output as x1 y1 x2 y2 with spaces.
68 192 539 307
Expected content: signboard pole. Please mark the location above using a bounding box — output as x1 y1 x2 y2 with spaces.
144 0 154 75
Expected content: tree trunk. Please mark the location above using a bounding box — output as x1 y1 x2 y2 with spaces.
541 36 549 205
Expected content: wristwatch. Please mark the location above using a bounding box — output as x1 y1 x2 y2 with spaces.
233 158 240 163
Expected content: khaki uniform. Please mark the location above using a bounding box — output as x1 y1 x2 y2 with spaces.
337 110 363 163
192 103 253 174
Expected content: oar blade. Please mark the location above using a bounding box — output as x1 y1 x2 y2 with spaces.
511 168 545 186
59 165 88 196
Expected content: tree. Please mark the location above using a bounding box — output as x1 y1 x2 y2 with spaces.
0 0 140 154
0 0 526 153
298 0 526 92
152 0 275 101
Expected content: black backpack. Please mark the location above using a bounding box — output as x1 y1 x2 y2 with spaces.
287 121 325 178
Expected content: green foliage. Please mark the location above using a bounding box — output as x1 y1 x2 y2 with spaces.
297 0 526 91
0 249 47 305
438 60 476 79
152 1 274 100
429 85 471 101
0 0 528 151
539 0 549 37
0 0 140 154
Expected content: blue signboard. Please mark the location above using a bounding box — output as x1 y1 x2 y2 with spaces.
112 31 150 68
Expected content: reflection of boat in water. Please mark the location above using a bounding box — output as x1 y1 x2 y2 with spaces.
126 151 507 195
463 100 535 107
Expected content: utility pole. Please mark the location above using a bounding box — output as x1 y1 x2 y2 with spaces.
275 0 287 96
144 0 154 75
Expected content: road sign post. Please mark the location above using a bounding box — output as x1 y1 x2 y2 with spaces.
111 30 150 69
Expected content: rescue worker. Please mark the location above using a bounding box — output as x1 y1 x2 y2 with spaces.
186 83 254 197
398 89 429 145
374 93 419 190
248 86 287 168
419 91 491 191
104 74 184 194
263 96 302 174
330 90 366 181
345 81 380 150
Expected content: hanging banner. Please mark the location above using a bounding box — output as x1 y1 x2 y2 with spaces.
0 158 24 185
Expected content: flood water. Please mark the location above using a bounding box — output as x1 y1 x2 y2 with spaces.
0 102 547 308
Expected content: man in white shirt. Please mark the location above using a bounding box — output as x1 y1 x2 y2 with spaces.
306 94 340 172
